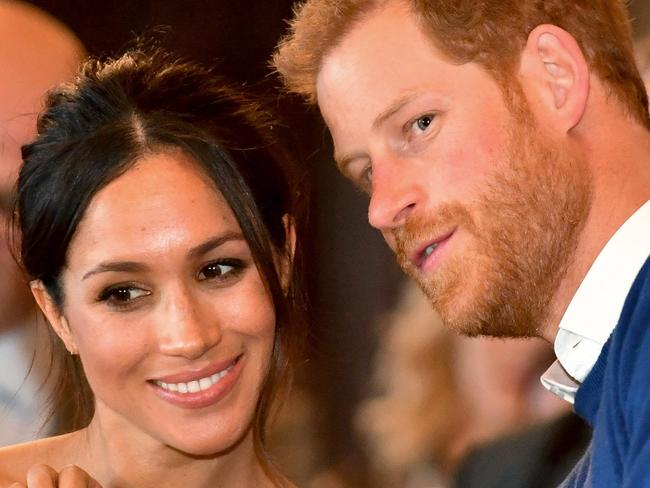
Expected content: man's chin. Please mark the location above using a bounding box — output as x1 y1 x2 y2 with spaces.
412 275 479 335
415 277 541 339
427 291 488 337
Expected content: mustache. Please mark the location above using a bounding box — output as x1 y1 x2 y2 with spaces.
394 202 474 268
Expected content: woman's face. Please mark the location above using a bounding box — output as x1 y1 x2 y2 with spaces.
41 151 277 455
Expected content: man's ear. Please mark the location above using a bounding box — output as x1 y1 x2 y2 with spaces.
519 24 590 132
30 280 77 354
279 214 296 293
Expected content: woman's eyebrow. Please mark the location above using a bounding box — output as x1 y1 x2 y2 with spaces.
187 231 245 259
81 232 246 280
82 261 147 280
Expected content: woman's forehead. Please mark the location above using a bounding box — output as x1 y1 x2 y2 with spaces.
66 152 240 269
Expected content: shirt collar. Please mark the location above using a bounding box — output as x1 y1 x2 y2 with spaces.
541 200 650 402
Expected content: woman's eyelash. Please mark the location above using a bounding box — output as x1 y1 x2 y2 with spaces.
97 285 150 308
96 259 247 309
198 259 246 281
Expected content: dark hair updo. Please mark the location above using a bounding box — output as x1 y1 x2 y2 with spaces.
12 47 308 463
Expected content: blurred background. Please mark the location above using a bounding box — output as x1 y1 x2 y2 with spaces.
1 1 650 486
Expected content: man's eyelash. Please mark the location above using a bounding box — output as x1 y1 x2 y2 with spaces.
408 114 436 133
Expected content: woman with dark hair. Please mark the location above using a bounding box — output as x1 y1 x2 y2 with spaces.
0 47 307 487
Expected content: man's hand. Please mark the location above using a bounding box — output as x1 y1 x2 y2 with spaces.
9 465 101 488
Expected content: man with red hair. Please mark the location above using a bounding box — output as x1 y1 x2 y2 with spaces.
273 1 650 485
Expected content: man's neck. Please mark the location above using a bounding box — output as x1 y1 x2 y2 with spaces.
542 118 650 342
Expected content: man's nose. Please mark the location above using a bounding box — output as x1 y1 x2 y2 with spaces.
157 285 222 360
367 157 423 235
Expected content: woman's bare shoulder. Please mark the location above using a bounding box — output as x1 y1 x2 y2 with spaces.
0 433 80 485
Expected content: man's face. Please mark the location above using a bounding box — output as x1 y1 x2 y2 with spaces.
316 2 592 337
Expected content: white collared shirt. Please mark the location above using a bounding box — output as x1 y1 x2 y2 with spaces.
541 200 650 404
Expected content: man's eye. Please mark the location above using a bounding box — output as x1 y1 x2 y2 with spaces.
99 286 150 304
360 165 373 192
198 261 241 280
412 114 434 133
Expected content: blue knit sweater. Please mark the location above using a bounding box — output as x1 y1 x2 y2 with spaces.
561 256 650 487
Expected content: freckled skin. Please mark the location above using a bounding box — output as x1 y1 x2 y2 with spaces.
316 2 514 244
316 2 591 338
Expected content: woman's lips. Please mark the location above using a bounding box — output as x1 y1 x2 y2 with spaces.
149 355 244 409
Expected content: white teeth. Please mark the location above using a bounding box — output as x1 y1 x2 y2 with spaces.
424 243 438 257
155 365 233 394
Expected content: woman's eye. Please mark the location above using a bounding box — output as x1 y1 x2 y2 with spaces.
99 286 150 305
198 261 240 280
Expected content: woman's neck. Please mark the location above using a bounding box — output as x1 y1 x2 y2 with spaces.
67 412 276 488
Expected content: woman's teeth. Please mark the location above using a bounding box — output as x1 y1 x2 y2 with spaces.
155 366 232 394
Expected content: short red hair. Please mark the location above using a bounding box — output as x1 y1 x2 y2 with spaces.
273 0 650 128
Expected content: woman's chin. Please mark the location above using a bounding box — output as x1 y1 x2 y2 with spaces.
165 424 253 459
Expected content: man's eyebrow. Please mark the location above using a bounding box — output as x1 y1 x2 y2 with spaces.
334 150 367 174
334 93 418 173
82 232 246 280
371 92 418 131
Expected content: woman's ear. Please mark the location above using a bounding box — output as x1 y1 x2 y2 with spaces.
30 280 77 354
518 24 590 132
279 214 296 293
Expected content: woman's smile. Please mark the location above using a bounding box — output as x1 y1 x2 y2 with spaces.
6 47 304 487
54 151 277 455
150 353 245 409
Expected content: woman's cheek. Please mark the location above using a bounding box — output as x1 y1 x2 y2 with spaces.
72 310 151 382
227 282 277 339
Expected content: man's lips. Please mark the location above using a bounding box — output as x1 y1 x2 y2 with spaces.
409 229 455 270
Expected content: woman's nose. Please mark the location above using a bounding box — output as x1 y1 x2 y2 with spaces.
156 285 222 360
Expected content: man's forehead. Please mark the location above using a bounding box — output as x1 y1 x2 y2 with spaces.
315 0 453 108
315 2 462 154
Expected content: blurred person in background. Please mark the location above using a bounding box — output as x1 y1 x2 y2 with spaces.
0 0 83 445
357 282 575 487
